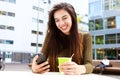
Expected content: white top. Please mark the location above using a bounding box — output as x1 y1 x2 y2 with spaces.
102 59 110 65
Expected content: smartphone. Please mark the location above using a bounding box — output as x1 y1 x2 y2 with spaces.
36 53 47 65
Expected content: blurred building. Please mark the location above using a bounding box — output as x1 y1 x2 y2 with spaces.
89 0 120 60
0 0 50 63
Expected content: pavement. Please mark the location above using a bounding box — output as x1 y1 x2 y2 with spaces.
3 63 120 79
4 63 31 71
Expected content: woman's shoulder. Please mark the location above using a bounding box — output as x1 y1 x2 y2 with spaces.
79 31 91 37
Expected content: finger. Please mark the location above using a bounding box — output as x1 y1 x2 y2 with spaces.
39 64 50 71
31 55 39 72
60 65 76 74
60 64 74 70
64 72 74 75
62 69 75 75
63 69 74 72
38 61 49 68
35 61 50 72
61 62 75 66
37 65 50 73
39 68 50 74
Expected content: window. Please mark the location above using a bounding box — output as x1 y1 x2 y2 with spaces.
104 0 120 10
6 40 14 44
107 17 116 29
8 12 15 17
104 16 116 29
0 39 13 44
39 19 43 23
105 49 117 60
0 39 4 44
39 31 43 35
6 52 12 58
105 34 116 44
0 25 6 29
113 0 120 9
32 30 43 35
89 20 94 31
32 30 36 34
31 43 36 46
117 33 120 43
33 6 44 12
104 0 113 10
89 19 103 31
0 11 2 15
92 36 94 44
9 0 16 4
95 19 103 30
0 10 15 17
32 18 43 23
7 26 14 30
1 11 6 15
31 43 42 47
95 35 104 44
97 49 104 59
0 25 14 30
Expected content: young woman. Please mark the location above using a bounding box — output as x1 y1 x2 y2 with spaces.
32 2 93 75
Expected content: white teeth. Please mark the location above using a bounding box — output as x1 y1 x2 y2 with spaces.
61 25 67 30
61 26 67 30
62 27 66 29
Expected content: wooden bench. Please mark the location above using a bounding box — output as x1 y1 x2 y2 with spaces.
93 60 120 74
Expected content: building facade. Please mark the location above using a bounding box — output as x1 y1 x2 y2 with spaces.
89 0 120 60
0 0 50 63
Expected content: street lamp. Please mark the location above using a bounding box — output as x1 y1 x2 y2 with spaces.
36 0 40 54
36 0 48 54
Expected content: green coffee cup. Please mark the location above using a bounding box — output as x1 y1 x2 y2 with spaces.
58 57 71 74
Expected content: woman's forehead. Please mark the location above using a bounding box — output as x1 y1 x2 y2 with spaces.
54 9 70 19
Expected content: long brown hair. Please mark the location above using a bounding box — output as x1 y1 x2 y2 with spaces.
41 2 83 72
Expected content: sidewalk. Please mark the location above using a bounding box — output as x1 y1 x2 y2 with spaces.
4 63 120 79
4 63 31 71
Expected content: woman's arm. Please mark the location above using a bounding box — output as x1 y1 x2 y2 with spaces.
82 32 93 74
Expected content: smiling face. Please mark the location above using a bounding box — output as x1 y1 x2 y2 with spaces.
54 9 72 35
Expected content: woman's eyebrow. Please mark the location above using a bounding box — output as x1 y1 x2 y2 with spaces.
54 15 68 20
62 15 68 18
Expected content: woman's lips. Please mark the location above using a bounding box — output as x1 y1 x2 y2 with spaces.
61 26 67 30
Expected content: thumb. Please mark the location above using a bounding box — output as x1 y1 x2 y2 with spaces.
32 55 39 63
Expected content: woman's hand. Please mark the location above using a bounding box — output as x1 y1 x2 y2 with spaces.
31 55 50 74
59 62 86 75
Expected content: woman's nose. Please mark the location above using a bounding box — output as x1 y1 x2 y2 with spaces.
59 20 65 26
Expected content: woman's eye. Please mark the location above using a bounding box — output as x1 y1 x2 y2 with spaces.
63 17 67 20
55 19 59 22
